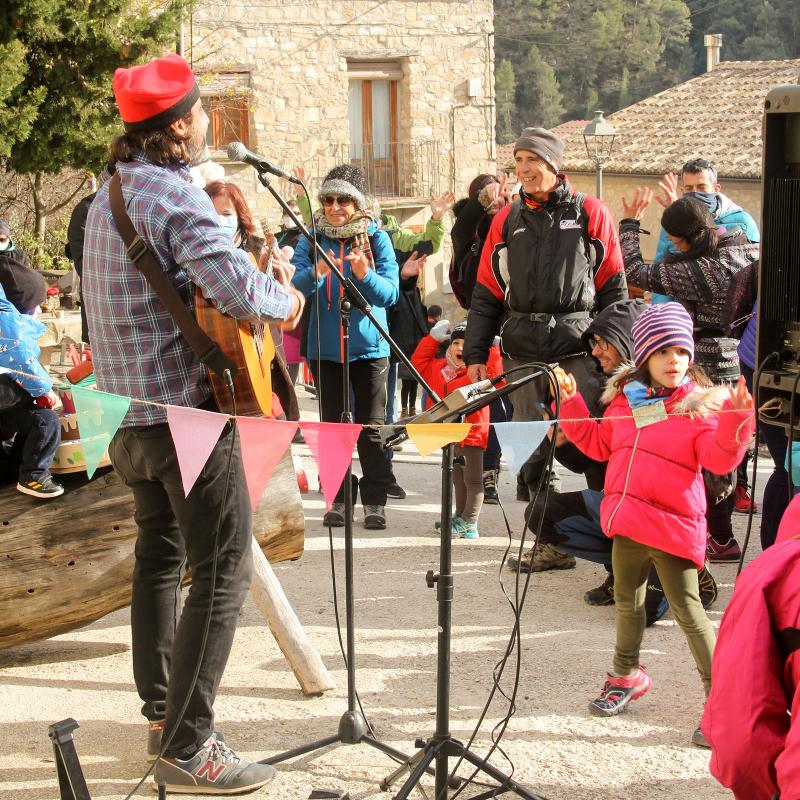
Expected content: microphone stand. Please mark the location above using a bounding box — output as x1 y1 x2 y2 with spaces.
253 170 441 772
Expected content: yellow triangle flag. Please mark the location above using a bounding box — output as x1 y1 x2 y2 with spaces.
406 423 472 457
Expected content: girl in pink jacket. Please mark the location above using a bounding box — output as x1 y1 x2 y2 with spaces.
556 302 754 745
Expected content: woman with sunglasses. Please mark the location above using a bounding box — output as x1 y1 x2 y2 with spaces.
292 164 399 530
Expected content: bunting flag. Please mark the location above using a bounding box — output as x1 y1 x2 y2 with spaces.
237 418 298 510
492 421 553 478
299 421 362 510
69 385 131 478
167 405 230 497
406 422 472 458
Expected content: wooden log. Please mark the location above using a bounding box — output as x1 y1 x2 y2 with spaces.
0 449 304 650
248 537 336 695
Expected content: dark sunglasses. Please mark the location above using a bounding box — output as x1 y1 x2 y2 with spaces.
321 195 355 207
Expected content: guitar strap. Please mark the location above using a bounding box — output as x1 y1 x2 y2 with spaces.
107 172 237 380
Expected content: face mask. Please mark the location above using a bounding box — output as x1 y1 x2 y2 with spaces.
0 239 10 252
685 191 718 214
218 214 239 240
282 215 297 230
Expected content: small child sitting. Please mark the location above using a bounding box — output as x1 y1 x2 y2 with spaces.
0 259 63 498
412 320 502 539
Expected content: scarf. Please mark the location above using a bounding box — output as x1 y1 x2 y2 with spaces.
623 377 688 409
441 347 465 383
312 209 376 274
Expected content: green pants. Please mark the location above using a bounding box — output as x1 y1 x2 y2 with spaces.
611 535 716 693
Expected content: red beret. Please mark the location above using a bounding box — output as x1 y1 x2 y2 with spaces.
113 53 200 133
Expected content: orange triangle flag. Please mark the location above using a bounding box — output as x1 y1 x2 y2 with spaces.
406 423 472 457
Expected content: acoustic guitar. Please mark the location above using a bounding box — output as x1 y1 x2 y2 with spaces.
194 234 277 416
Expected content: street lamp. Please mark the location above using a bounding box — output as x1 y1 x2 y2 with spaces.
582 110 617 200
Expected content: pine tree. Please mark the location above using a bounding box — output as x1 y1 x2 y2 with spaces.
0 0 180 236
495 59 517 144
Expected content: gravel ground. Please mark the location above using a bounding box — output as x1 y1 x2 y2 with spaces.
0 389 762 800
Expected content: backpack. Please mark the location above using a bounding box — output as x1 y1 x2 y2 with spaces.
720 259 758 338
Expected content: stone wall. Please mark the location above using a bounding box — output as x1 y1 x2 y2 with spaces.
188 0 495 315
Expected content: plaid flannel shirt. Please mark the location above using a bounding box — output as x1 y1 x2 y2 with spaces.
82 154 293 426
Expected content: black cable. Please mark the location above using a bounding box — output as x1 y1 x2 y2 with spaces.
443 362 561 799
124 372 239 798
737 352 779 575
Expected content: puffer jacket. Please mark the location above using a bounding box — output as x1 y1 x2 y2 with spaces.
292 220 399 362
411 335 503 449
558 366 754 568
702 532 800 800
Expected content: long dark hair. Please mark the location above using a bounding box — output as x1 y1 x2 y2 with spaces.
204 180 257 242
661 196 719 263
110 111 195 165
467 173 499 202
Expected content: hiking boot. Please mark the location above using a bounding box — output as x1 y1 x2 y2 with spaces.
692 725 710 748
386 482 406 499
707 535 742 563
17 475 64 499
733 484 757 514
589 666 652 717
154 736 275 795
483 470 499 504
507 543 575 573
323 502 346 528
584 573 615 606
698 565 718 608
363 504 386 530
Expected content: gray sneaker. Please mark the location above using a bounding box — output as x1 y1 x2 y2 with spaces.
323 502 346 527
154 736 275 795
363 504 386 530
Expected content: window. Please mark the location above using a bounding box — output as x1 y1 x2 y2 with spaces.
198 71 251 151
347 62 402 195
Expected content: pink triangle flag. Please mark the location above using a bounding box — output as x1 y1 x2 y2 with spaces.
237 417 298 510
167 405 230 497
299 421 362 510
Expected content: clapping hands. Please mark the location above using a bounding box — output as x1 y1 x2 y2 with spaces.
621 187 654 221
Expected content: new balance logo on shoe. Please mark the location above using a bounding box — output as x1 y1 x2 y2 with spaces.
196 759 226 782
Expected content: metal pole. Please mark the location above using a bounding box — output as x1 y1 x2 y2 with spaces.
596 162 603 201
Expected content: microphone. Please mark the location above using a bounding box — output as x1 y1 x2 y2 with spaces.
226 142 301 184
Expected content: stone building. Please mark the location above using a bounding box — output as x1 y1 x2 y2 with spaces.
187 0 496 314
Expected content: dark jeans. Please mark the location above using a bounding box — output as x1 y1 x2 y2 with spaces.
483 394 513 472
400 379 418 412
109 420 253 760
311 357 392 505
741 363 795 548
0 382 60 482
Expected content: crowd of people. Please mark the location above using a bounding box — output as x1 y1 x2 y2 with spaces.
1 50 797 798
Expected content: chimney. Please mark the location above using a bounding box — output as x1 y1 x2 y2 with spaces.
704 33 722 72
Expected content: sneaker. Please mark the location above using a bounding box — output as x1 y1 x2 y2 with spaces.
323 502 346 527
154 736 275 795
584 573 615 606
707 535 742 562
460 520 479 540
733 484 757 514
698 565 718 608
363 504 386 530
483 470 499 505
589 666 652 717
692 725 710 748
386 482 406 499
17 475 64 499
507 543 576 572
435 516 465 536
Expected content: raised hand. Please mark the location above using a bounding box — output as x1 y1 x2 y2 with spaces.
346 247 370 280
314 248 338 279
291 165 309 198
621 187 653 221
656 171 679 208
728 375 754 411
430 319 451 342
429 190 456 220
400 251 427 279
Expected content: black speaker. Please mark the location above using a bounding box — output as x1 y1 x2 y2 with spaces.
756 84 800 433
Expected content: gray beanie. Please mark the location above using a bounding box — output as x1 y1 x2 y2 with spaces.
513 127 565 174
318 164 370 211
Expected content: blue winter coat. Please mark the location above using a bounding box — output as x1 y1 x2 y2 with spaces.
292 221 399 362
0 283 52 398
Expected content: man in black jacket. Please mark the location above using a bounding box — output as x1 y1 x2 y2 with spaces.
464 127 627 495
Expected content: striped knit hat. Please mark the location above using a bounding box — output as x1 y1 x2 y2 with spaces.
631 302 695 368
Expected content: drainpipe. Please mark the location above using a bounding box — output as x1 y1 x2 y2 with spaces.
704 34 722 72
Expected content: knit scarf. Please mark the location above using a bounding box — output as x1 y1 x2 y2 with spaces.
441 347 465 383
312 209 376 273
623 377 689 409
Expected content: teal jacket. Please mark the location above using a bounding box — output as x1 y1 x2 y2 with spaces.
291 221 399 362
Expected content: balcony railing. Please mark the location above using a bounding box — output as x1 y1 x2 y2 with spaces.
327 141 442 201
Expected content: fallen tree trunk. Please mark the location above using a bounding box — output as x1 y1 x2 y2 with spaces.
0 450 304 651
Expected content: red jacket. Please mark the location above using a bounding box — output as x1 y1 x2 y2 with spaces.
411 335 503 449
559 371 754 568
702 536 800 799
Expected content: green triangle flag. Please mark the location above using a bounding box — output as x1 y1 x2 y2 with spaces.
70 385 131 478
